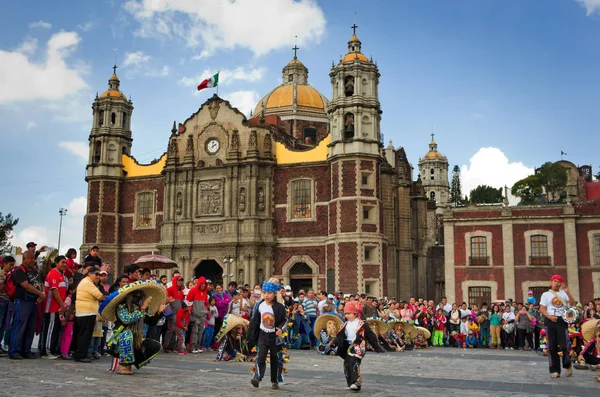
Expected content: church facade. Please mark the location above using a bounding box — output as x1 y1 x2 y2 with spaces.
82 31 446 299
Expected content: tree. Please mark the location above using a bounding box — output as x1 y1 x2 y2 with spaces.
511 175 542 205
450 165 464 206
469 185 503 204
0 212 19 253
537 161 568 201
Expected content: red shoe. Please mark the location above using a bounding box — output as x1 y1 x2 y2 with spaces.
178 351 187 355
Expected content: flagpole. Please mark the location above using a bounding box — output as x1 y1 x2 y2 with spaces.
217 71 219 96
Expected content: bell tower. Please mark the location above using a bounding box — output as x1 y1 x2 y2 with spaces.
87 65 134 179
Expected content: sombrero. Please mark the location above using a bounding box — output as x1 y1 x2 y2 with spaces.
216 314 249 342
414 326 431 339
582 319 600 342
314 314 343 336
366 317 390 336
387 319 415 336
99 280 166 322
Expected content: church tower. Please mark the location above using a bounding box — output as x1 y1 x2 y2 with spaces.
418 135 449 207
327 25 387 296
83 65 133 268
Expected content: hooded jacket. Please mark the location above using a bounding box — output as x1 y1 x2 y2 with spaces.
187 276 208 320
167 274 184 313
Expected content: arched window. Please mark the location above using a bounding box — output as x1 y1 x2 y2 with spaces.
93 142 101 164
430 191 436 201
98 110 104 127
303 127 317 144
122 113 127 128
344 112 355 139
344 76 354 97
530 235 550 265
290 262 313 275
291 179 312 219
111 112 116 125
122 146 128 155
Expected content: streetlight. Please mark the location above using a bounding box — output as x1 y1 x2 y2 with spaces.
58 207 67 254
223 256 234 283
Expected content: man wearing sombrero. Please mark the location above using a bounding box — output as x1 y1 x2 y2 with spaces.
539 274 576 379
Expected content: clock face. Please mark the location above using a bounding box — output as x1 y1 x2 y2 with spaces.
206 138 220 154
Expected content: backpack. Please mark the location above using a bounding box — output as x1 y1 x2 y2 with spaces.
5 265 26 300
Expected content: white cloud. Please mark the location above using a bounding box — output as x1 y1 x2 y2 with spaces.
16 38 38 55
460 147 534 204
576 0 600 15
11 225 53 251
29 20 52 29
58 141 88 162
179 66 266 88
122 51 169 78
124 51 151 66
26 121 37 130
123 0 326 58
77 21 94 32
68 196 87 216
222 90 260 116
0 31 88 104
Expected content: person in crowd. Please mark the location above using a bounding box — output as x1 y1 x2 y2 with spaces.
202 296 218 351
26 241 47 259
109 274 130 294
448 304 462 338
437 297 452 316
228 289 242 316
502 304 516 350
59 283 76 359
226 281 238 298
98 271 110 295
175 301 191 355
64 248 79 279
213 284 232 347
9 251 45 359
249 278 288 390
140 268 151 281
0 255 15 354
433 308 446 346
159 275 168 286
290 303 311 349
187 276 208 354
317 291 329 317
83 245 102 268
74 266 105 362
527 290 537 305
281 285 294 308
39 255 67 359
163 274 184 352
539 274 576 379
467 317 479 340
515 305 534 351
400 302 413 322
466 329 478 348
362 297 378 319
490 304 502 349
302 289 318 347
477 302 491 348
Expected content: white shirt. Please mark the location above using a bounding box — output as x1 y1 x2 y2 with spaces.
460 321 469 336
540 289 569 317
229 300 241 315
345 318 360 342
259 301 276 333
318 299 327 316
502 311 515 322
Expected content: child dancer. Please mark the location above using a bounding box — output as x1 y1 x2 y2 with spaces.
248 278 288 390
332 301 384 392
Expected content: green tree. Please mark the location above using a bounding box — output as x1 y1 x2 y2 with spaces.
537 161 568 201
511 175 542 205
0 212 19 253
469 185 503 204
450 165 463 206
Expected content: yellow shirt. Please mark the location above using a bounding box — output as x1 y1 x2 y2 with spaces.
468 323 480 332
75 276 104 315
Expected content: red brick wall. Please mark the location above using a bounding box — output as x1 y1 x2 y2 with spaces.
119 177 164 214
512 208 563 217
273 164 330 205
362 264 379 279
273 206 328 238
102 181 117 212
274 246 326 274
360 160 374 171
454 225 503 267
454 211 502 219
512 224 565 266
100 215 116 244
85 215 97 244
362 223 377 233
338 242 358 292
118 216 162 245
331 162 339 199
342 161 356 197
360 188 374 197
329 203 337 234
340 201 357 233
454 267 506 303
89 182 100 213
576 223 600 266
575 201 600 215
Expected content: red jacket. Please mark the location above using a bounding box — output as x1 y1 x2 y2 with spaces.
176 307 190 329
186 276 208 309
434 313 447 331
166 275 184 301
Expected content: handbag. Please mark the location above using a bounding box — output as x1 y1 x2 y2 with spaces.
502 322 515 334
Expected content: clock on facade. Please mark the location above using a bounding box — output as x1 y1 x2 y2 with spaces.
206 138 220 154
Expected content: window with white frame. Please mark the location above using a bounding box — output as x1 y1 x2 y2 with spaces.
594 234 600 266
530 235 550 265
470 236 488 266
291 179 313 220
136 192 155 228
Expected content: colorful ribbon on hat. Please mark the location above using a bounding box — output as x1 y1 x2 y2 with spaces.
262 281 281 293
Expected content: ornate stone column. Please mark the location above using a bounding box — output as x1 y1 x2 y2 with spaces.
250 255 257 287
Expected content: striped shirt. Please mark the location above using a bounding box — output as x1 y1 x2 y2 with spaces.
302 298 318 318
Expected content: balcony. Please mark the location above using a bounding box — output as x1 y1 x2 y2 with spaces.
469 256 489 266
530 256 552 266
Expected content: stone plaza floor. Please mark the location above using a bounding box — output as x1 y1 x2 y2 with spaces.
3 347 600 396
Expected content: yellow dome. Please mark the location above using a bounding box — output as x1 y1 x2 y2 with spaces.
255 85 327 116
423 151 445 160
109 73 119 81
349 34 360 42
342 52 369 63
100 89 127 100
287 59 304 66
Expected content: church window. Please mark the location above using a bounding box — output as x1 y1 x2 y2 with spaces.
303 128 317 144
291 179 312 219
98 110 104 127
136 192 155 228
430 168 434 174
469 237 488 266
344 113 355 139
93 142 101 164
364 246 376 262
111 112 116 125
344 76 354 97
288 74 293 82
530 235 550 265
122 113 127 128
362 205 375 222
361 173 369 186
593 234 600 265
430 191 436 201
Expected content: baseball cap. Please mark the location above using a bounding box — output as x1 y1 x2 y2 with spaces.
206 279 212 284
99 270 108 276
26 242 37 248
91 245 99 250
284 285 291 291
327 294 334 300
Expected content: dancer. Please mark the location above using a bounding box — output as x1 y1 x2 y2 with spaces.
248 278 288 390
99 280 166 374
331 301 384 392
215 314 251 362
314 314 342 355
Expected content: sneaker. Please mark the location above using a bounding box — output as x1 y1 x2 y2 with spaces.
350 384 360 390
565 366 573 377
551 372 560 379
198 349 205 353
505 347 510 350
251 378 260 388
10 354 23 360
178 351 187 355
42 354 59 360
191 350 199 354
272 383 279 390
510 347 514 350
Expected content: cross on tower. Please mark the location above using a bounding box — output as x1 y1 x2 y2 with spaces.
113 64 118 75
430 132 435 141
351 23 358 35
292 44 299 59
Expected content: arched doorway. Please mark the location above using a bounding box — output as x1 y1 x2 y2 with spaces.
289 262 313 294
194 260 223 286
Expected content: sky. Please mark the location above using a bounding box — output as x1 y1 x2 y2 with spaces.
1 0 599 256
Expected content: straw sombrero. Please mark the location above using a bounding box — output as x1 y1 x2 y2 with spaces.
99 280 166 322
387 319 415 336
314 314 343 336
366 317 390 336
216 314 249 342
414 326 431 339
582 319 600 342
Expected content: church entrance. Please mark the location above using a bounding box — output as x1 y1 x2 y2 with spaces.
289 262 313 294
194 260 223 286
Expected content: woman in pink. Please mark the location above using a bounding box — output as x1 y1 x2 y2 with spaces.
59 285 76 359
400 303 414 322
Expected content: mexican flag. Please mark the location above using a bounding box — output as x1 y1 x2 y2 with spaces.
197 72 219 91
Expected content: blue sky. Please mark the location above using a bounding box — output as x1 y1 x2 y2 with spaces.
1 0 599 255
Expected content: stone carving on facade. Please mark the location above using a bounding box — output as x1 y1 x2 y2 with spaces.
257 187 265 211
208 100 220 120
197 180 223 216
257 268 265 284
185 134 194 156
238 268 244 284
263 133 272 154
231 130 240 151
248 130 257 149
168 137 178 157
176 192 183 215
195 224 222 234
239 187 246 212
344 113 355 138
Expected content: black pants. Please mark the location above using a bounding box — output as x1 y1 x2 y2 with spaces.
39 312 62 356
546 319 571 374
146 325 162 342
214 317 224 345
516 328 533 349
344 355 362 388
502 329 515 348
583 353 600 365
74 315 96 360
256 332 281 383
534 328 541 350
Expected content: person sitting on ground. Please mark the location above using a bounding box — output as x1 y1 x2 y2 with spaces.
466 329 478 348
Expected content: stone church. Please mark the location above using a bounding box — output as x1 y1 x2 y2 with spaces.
83 29 448 300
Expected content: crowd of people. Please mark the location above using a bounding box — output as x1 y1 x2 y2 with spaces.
1 243 600 389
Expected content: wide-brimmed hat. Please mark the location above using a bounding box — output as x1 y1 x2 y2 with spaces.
414 326 431 339
582 319 600 342
366 317 389 336
386 319 415 336
314 314 343 336
216 314 249 342
99 280 166 322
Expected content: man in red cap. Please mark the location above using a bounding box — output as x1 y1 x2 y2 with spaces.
539 274 576 379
